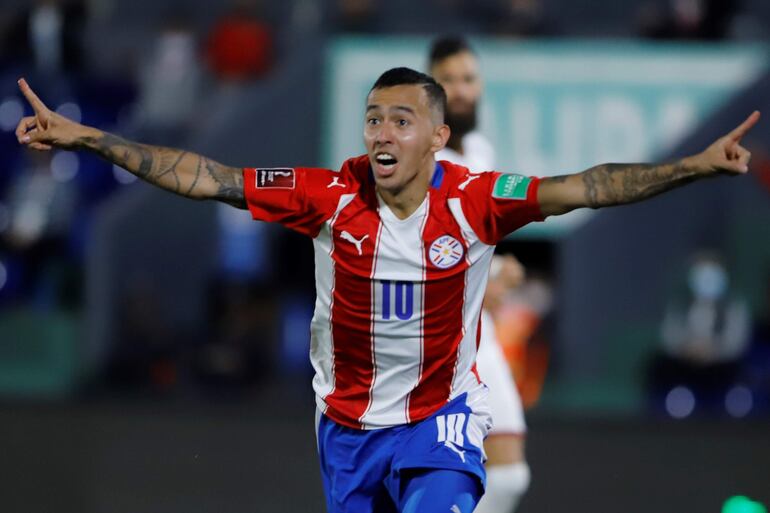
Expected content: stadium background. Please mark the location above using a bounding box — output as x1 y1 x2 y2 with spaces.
1 0 769 512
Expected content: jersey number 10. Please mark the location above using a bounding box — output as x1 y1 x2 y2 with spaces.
381 280 414 320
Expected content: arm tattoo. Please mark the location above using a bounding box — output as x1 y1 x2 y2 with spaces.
81 132 246 208
202 157 246 208
184 155 203 196
581 160 700 208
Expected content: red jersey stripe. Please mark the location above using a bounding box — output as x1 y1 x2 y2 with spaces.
407 189 469 421
323 196 382 429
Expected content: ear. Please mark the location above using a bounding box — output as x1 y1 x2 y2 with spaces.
431 124 450 153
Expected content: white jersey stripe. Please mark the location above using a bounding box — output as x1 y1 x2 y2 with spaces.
312 193 357 412
404 192 431 424
360 197 430 427
359 222 385 427
447 197 495 397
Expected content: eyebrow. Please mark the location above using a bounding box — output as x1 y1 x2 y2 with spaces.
366 105 416 115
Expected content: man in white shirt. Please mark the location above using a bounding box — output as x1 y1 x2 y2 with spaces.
431 37 531 513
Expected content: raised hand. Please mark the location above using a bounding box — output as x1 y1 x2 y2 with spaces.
538 110 762 216
694 110 760 175
15 78 90 151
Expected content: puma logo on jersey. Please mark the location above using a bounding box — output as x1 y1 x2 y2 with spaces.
458 174 481 191
340 231 369 255
327 176 346 188
450 505 463 513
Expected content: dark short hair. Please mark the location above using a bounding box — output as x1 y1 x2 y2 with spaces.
428 36 476 68
369 67 446 122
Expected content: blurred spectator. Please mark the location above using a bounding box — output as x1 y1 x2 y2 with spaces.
1 0 87 75
0 150 80 308
753 149 770 196
289 0 324 35
637 0 739 40
660 252 750 365
332 0 377 33
648 251 752 415
745 270 770 409
194 280 276 391
495 271 554 408
217 205 273 283
132 16 202 146
205 0 274 82
107 272 179 392
495 0 558 37
752 272 770 347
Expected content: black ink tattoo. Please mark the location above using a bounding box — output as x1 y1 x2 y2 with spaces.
81 132 246 208
580 160 698 208
185 156 203 196
203 157 246 208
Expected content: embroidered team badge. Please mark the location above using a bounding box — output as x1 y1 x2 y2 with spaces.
256 168 295 189
429 235 465 269
492 174 531 200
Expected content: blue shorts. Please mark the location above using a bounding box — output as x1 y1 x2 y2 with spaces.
316 393 489 513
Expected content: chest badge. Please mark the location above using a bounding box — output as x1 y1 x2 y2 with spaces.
429 235 464 269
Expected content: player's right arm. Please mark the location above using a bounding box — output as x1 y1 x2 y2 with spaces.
14 79 246 208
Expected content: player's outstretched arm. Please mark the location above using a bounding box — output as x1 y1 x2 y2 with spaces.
536 111 760 217
14 79 246 208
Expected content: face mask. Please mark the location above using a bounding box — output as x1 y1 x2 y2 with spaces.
688 262 728 300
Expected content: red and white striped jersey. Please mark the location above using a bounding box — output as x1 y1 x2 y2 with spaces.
243 156 543 429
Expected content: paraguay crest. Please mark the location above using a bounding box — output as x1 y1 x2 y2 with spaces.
429 235 464 269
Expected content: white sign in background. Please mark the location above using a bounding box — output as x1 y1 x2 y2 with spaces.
324 38 768 237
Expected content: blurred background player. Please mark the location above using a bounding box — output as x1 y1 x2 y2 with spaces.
431 36 531 513
477 255 531 513
430 37 493 172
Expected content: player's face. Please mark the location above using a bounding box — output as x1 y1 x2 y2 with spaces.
430 51 482 124
364 84 447 193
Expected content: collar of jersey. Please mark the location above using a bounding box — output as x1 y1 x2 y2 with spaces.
366 162 445 190
431 162 445 189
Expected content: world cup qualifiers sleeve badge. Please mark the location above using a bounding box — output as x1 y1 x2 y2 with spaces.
429 235 465 269
492 174 531 200
256 168 296 189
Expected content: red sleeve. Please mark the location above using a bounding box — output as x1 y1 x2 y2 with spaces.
242 166 343 237
459 171 545 244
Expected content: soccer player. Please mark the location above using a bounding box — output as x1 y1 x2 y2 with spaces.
431 37 493 172
431 36 531 513
15 71 757 513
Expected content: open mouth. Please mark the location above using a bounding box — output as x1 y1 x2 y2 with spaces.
375 152 398 169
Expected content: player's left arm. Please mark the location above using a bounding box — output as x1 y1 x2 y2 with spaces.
537 111 760 217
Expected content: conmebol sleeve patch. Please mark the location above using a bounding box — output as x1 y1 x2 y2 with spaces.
492 174 531 200
256 168 295 189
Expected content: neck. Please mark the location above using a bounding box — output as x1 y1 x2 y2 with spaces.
377 158 435 219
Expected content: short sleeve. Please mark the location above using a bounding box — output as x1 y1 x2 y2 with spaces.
459 172 544 244
242 166 342 237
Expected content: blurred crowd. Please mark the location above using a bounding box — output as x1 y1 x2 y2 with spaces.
648 251 770 418
0 0 768 414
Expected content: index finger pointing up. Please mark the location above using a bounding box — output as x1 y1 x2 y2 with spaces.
728 110 761 142
17 78 49 114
